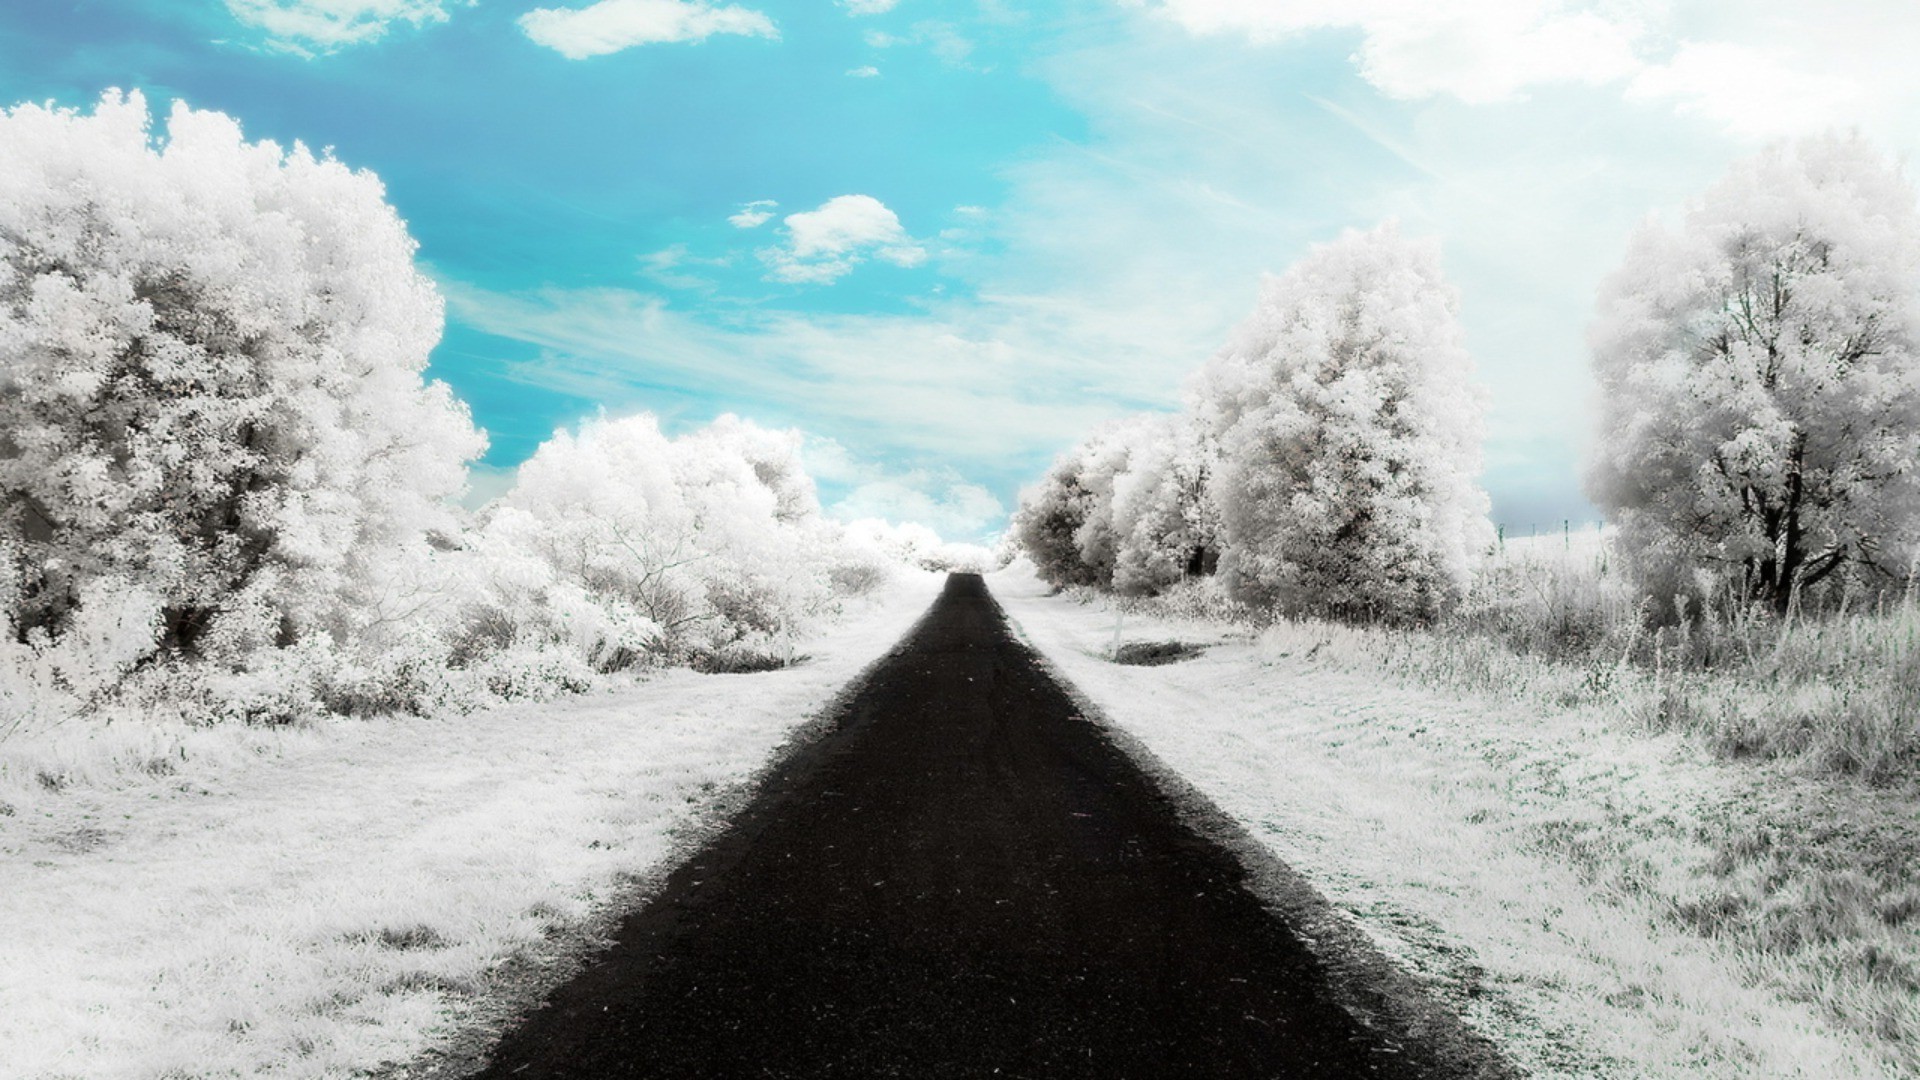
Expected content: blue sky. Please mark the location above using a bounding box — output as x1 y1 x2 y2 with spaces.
8 1 1920 541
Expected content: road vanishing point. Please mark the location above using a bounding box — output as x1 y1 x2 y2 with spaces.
471 574 1511 1079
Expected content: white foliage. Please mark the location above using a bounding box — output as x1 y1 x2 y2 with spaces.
1587 133 1920 611
1109 413 1221 596
1201 222 1493 623
1011 417 1157 591
843 518 1001 574
0 91 485 721
470 413 860 673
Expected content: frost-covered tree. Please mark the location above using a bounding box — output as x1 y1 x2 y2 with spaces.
1202 223 1492 623
478 413 850 671
1109 414 1220 596
843 519 1001 574
1588 134 1920 613
1011 459 1099 590
0 92 483 703
1011 417 1158 590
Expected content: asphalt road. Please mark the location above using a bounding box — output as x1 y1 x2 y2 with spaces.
472 574 1497 1079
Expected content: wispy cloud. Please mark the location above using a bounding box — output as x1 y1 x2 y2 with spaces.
225 0 470 55
728 199 778 228
863 21 977 68
520 0 776 59
846 65 882 78
839 0 899 15
639 244 730 290
436 278 1182 481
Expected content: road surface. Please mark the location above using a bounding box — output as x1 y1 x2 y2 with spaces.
473 574 1503 1078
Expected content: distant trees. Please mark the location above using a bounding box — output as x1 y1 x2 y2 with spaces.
1012 415 1219 594
1588 134 1920 613
1012 224 1491 625
0 91 483 711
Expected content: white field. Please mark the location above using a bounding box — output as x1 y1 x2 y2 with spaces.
0 571 945 1080
990 561 1895 1079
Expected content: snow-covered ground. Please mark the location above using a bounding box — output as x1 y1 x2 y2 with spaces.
991 563 1899 1079
0 571 944 1080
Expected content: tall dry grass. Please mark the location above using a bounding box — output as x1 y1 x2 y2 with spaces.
1389 528 1920 786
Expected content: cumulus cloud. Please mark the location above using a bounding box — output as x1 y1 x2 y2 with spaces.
1627 42 1865 139
761 195 926 284
1126 0 1916 141
520 0 776 59
801 436 1005 537
832 478 1005 537
225 0 469 54
1126 0 1642 103
728 199 778 228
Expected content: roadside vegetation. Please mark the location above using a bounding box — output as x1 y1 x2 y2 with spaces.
1010 130 1920 1072
0 92 993 791
1014 131 1920 787
997 566 1918 1077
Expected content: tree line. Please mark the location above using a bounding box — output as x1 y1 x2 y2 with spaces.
1015 133 1920 626
0 92 923 731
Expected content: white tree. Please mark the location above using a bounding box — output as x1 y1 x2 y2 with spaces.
1011 417 1158 590
1588 133 1920 613
1011 456 1101 590
479 413 852 671
1202 223 1492 623
0 91 483 710
1109 413 1220 596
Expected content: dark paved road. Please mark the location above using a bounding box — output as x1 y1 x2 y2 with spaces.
473 574 1497 1079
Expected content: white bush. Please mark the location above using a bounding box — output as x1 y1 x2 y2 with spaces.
466 413 869 676
843 518 1002 574
0 91 484 725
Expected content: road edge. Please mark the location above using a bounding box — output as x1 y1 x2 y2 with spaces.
987 582 1524 1080
374 585 955 1080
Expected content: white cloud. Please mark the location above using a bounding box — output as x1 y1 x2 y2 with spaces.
1128 0 1644 103
1627 42 1866 139
728 199 778 228
840 0 899 14
458 461 521 511
225 0 468 55
801 436 1005 537
847 65 882 77
761 195 927 284
862 21 976 68
436 279 1178 473
832 478 1005 537
1127 0 1920 143
639 244 732 290
520 0 776 59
